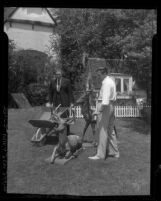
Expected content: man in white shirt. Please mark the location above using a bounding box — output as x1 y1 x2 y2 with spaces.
89 67 119 160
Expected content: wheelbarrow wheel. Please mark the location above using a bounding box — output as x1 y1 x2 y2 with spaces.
39 135 47 146
31 128 47 146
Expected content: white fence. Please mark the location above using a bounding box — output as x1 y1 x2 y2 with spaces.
70 105 151 118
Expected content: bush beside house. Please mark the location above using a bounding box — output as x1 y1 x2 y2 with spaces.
8 43 53 107
141 106 151 124
25 83 49 106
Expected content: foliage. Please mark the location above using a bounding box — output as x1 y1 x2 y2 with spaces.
49 8 156 100
141 106 151 124
8 40 23 93
8 41 53 92
8 41 54 106
25 83 48 106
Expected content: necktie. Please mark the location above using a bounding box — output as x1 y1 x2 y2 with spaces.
57 78 60 92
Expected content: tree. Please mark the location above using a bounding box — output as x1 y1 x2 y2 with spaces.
121 10 156 101
8 41 51 93
49 8 156 100
8 40 23 92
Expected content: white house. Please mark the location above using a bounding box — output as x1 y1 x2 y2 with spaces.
109 73 133 99
4 7 59 58
87 57 147 102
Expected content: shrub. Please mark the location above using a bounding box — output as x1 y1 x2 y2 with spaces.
115 98 136 106
8 47 52 95
25 83 49 106
141 106 151 124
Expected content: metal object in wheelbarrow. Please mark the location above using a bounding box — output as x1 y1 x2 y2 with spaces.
28 119 57 128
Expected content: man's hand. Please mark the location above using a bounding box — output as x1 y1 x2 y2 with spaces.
97 104 106 113
70 103 74 108
92 111 100 115
46 102 53 107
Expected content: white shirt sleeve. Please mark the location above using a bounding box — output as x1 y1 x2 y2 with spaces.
101 81 111 105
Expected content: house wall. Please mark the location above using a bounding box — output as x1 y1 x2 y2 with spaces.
4 22 58 56
10 7 54 24
112 76 133 92
4 7 58 58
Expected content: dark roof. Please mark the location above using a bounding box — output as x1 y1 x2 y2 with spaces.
109 73 131 77
4 7 17 22
88 57 111 72
46 8 57 25
4 7 57 25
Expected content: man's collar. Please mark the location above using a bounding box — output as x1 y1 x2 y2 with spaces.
102 75 109 82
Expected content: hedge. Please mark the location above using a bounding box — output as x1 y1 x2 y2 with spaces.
141 106 151 124
25 83 49 106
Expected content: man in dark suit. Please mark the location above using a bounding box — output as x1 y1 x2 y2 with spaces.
48 69 74 135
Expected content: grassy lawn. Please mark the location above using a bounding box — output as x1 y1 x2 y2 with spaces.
7 107 151 195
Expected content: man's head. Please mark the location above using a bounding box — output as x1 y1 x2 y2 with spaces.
85 89 93 95
55 69 62 79
96 67 108 80
49 57 63 79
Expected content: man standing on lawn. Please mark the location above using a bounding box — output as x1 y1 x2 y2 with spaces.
48 60 74 136
89 67 119 160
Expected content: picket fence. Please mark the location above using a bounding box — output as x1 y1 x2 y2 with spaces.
69 105 151 118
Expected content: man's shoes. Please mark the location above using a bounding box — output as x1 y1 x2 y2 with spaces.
88 155 101 160
92 141 98 147
107 153 120 158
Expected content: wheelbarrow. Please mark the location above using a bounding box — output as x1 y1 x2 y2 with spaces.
28 104 76 146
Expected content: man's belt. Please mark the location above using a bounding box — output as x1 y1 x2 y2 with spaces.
97 99 115 104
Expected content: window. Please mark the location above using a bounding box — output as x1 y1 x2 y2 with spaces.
115 78 121 92
123 78 129 92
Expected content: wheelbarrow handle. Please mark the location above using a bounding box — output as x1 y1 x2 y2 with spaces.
50 104 62 115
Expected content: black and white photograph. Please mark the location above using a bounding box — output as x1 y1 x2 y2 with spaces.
3 6 157 197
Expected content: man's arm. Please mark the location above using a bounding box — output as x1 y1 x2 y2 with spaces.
98 81 110 113
48 80 54 105
67 79 74 106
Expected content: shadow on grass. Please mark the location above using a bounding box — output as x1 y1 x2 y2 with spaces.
43 132 77 146
44 135 58 145
122 118 151 135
